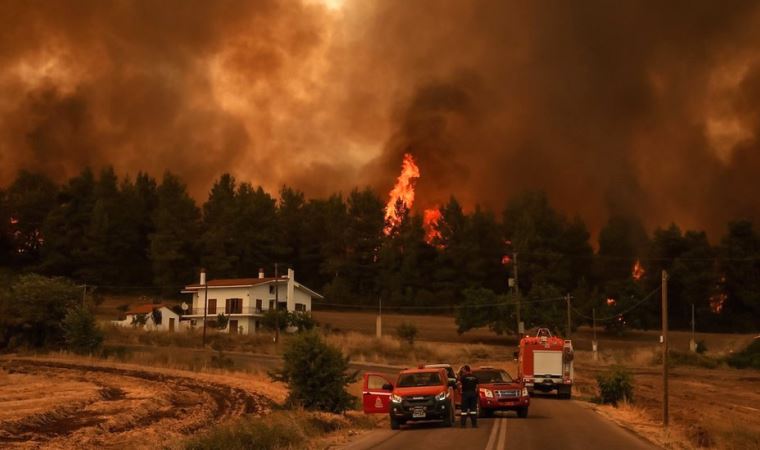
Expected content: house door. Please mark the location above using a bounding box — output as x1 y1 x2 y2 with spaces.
362 372 394 414
229 320 239 335
169 318 175 332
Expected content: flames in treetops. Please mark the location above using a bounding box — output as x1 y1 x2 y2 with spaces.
383 153 420 234
383 153 441 244
423 208 442 243
632 259 645 281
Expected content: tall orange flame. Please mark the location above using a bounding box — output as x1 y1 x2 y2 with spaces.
632 259 645 280
384 153 420 235
423 208 442 244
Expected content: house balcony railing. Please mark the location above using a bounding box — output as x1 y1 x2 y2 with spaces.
186 307 266 316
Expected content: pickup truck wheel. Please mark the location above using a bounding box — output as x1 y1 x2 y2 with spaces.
517 407 528 418
442 404 454 427
390 418 401 430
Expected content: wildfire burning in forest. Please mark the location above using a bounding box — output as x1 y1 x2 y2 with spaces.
383 153 443 245
383 153 420 235
632 259 645 280
710 293 727 314
423 208 442 244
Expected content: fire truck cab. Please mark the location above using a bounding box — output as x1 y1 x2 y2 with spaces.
517 328 574 399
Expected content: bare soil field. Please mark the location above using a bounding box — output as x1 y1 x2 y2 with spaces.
0 356 277 450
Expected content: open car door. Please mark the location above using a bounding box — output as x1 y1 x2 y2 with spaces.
362 372 394 414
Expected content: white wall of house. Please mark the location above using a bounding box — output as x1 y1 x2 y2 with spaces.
111 307 185 332
184 270 318 336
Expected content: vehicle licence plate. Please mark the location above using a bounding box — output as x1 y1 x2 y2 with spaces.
412 407 426 418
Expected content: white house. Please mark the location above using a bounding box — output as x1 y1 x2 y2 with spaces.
181 268 323 335
111 304 184 332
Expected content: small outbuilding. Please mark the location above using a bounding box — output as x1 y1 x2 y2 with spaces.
111 304 183 332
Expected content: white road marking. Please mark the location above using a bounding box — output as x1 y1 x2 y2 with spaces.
497 416 507 450
485 418 506 450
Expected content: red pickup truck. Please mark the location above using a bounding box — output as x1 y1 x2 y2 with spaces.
473 366 530 418
362 367 457 429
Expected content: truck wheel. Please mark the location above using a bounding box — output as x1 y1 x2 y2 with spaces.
442 404 454 427
517 407 528 418
390 418 401 430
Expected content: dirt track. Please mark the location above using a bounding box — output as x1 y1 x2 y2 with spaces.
0 358 272 449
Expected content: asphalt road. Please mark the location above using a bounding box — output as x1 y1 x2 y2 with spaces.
341 396 656 450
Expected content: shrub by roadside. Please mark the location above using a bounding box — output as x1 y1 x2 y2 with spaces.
595 366 633 405
270 331 357 412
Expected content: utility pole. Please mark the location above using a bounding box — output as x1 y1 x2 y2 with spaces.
592 307 598 361
661 270 669 428
565 294 572 339
202 270 208 347
274 263 280 344
376 296 382 338
82 283 87 307
689 303 696 352
513 252 522 334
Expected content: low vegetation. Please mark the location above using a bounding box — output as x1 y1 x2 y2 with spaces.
726 338 760 370
184 409 375 450
62 305 104 355
395 321 418 345
270 331 357 413
595 365 634 405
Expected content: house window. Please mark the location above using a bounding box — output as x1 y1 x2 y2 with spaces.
226 298 242 314
255 299 262 313
269 285 275 294
208 299 217 314
269 299 275 310
295 303 306 312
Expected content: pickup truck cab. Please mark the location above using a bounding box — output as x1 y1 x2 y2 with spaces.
474 367 530 418
363 368 457 429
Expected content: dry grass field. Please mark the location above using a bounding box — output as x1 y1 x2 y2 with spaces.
0 355 280 450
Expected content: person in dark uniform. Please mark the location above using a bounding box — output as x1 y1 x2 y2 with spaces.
459 365 479 428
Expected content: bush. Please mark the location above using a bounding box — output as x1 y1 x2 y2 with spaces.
596 366 633 405
62 305 104 355
695 340 708 354
215 314 229 330
727 339 760 370
289 311 316 332
270 331 357 413
395 322 418 346
260 309 289 332
0 274 81 349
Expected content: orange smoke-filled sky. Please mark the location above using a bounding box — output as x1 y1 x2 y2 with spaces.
2 0 760 239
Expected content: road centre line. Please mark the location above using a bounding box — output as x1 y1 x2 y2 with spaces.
497 417 507 450
485 418 506 450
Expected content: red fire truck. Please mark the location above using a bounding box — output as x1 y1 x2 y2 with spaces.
517 328 574 398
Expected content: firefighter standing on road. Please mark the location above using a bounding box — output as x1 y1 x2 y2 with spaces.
459 365 479 428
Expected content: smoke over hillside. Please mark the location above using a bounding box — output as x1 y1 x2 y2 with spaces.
2 0 760 238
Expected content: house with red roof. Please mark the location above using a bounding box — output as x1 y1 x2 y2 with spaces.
181 268 323 335
111 303 184 332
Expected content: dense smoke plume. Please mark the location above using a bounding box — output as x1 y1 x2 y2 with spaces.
2 0 760 238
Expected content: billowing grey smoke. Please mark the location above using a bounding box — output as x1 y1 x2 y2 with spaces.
2 0 760 238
